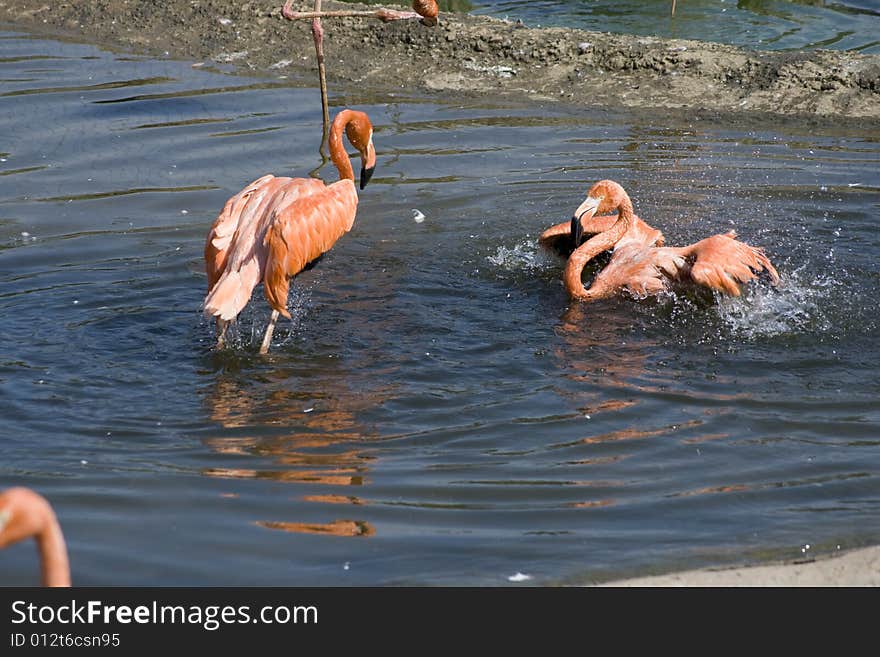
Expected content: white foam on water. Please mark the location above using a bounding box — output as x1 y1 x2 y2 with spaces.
486 241 555 273
209 287 313 352
715 267 837 339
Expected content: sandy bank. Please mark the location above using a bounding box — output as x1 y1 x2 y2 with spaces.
599 545 880 587
1 1 878 124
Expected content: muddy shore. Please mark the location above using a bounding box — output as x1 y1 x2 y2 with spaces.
599 544 880 587
1 0 879 126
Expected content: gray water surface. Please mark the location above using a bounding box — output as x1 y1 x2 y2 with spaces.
350 0 880 53
470 0 880 53
1 33 879 585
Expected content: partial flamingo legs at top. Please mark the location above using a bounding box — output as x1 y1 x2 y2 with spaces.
281 2 437 152
0 487 70 587
556 180 779 302
282 0 439 26
203 109 377 354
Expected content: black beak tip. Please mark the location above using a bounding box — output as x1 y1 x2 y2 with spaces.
360 166 375 190
571 215 584 247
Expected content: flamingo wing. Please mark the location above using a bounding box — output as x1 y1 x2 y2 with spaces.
263 180 359 318
204 174 276 291
204 176 326 321
681 231 779 296
586 232 778 300
619 215 665 248
588 243 683 299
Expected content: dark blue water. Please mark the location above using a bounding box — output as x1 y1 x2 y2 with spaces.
1 32 879 585
468 0 880 53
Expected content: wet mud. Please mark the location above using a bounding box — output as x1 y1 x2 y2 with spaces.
1 0 878 125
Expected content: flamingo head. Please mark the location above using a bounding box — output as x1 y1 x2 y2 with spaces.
570 180 627 246
413 1 439 26
343 111 377 189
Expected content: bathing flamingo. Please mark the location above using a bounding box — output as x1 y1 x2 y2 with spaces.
0 487 70 587
538 208 665 257
204 109 377 354
560 180 779 302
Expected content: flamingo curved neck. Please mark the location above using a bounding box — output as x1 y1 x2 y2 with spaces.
328 111 356 184
37 515 70 587
564 193 635 301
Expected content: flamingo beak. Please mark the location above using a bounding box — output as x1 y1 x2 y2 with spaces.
571 215 584 248
571 196 600 247
360 139 376 190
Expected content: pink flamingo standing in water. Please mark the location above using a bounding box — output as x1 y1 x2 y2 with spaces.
0 487 70 587
551 180 779 302
204 109 377 354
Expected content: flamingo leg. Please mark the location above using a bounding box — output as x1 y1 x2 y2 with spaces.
281 1 437 153
282 2 427 24
260 310 281 355
285 9 423 21
308 2 331 156
216 317 230 349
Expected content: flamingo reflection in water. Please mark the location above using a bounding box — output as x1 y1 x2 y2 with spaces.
202 350 403 537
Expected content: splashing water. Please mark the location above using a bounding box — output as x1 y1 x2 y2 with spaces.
486 241 555 274
715 268 838 339
204 286 313 352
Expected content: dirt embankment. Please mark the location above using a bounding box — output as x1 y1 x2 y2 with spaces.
1 0 879 123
